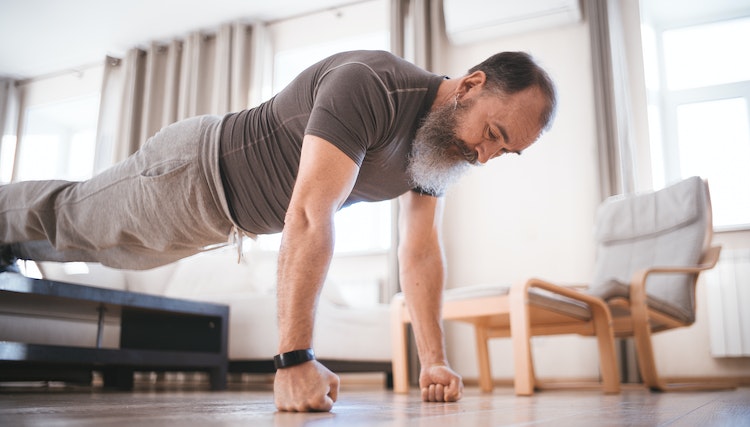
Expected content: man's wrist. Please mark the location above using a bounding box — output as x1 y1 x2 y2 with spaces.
274 348 315 370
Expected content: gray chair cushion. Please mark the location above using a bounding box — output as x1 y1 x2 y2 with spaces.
444 284 592 321
587 279 694 324
527 288 591 321
589 176 709 323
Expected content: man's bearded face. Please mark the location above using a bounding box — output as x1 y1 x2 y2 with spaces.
407 97 478 196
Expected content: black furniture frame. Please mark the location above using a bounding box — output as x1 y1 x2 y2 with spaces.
0 273 229 390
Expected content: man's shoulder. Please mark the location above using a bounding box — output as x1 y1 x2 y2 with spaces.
328 49 400 63
320 50 436 92
324 50 423 75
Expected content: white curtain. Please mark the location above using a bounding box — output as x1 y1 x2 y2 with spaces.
587 0 637 200
94 22 264 172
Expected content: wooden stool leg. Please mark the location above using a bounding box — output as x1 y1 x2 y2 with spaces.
475 325 494 392
391 295 410 393
510 284 535 396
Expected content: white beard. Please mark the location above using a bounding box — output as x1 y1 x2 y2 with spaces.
407 100 476 196
407 139 471 196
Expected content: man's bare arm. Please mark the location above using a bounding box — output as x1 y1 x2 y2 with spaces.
398 191 463 402
274 134 359 412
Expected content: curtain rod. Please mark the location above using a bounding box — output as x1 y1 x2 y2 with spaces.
16 61 103 87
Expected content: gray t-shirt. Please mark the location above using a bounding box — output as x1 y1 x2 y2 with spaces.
218 50 443 235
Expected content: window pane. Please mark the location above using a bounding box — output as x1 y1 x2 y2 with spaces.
16 134 62 180
67 130 96 181
677 98 750 228
0 135 16 183
663 17 750 90
273 31 389 94
16 94 99 181
252 201 392 253
333 201 392 253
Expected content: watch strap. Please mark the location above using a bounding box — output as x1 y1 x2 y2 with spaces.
273 348 315 370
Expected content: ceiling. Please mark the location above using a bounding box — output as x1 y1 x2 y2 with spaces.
0 0 358 80
4 0 749 81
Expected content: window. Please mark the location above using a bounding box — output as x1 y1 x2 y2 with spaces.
254 0 392 254
7 66 102 183
661 19 750 91
14 94 99 181
642 7 750 230
0 135 15 183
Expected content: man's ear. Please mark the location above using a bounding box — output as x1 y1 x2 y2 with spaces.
458 70 487 98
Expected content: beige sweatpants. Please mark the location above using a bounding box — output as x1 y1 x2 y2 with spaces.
0 115 240 270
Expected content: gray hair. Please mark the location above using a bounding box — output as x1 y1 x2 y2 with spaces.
469 52 557 132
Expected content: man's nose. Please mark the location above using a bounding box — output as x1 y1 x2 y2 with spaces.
475 142 501 164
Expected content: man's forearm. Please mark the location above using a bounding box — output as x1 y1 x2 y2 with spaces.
276 213 334 352
399 248 448 367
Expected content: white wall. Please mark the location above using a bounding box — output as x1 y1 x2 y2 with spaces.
438 0 750 383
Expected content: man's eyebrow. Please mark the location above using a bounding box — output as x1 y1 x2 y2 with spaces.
495 122 510 144
494 122 522 155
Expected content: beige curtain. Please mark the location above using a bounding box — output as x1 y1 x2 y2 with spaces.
389 0 438 301
0 79 19 141
588 0 642 385
588 0 637 200
391 0 436 71
0 79 20 182
94 22 263 172
390 0 442 385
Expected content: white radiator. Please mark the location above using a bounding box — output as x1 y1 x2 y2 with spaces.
705 248 750 357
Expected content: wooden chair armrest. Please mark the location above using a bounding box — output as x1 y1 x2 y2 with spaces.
628 245 721 319
518 278 604 309
630 245 721 293
544 282 590 291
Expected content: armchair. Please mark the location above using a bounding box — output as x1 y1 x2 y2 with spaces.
392 176 732 395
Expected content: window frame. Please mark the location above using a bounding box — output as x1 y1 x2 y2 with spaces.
646 12 750 231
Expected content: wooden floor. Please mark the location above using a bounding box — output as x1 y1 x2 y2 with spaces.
1 378 749 426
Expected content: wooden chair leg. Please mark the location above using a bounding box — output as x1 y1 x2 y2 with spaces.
474 325 494 392
628 266 736 392
391 294 410 393
629 277 667 391
589 301 620 394
632 314 737 391
510 283 535 396
631 310 665 390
